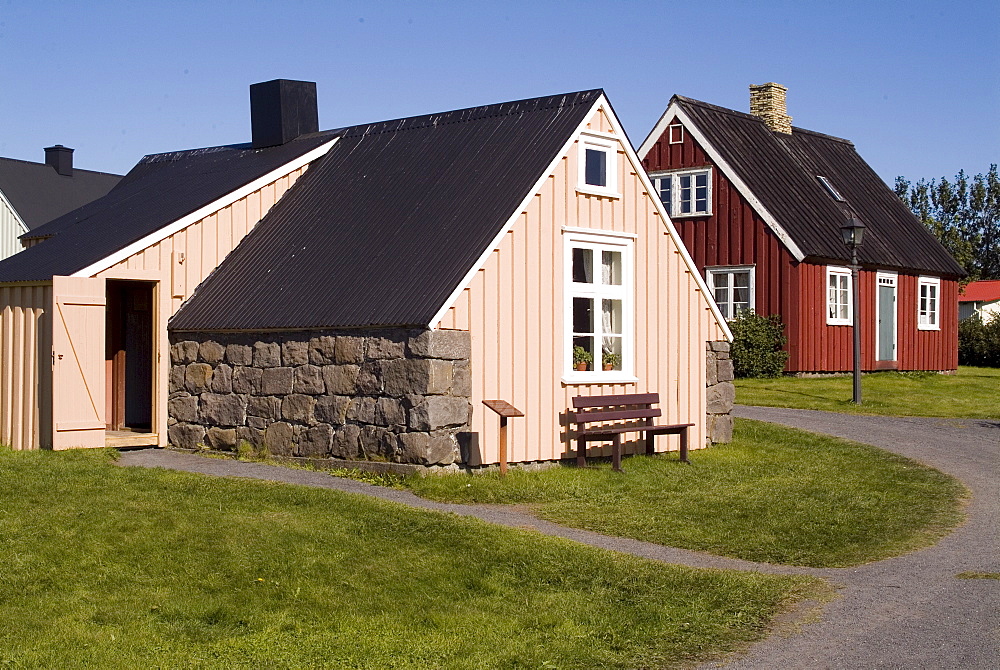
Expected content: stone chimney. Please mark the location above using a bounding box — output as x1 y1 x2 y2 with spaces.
44 145 74 176
749 83 793 134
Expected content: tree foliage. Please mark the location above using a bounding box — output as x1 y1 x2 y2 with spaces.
958 314 1000 368
729 311 789 378
894 165 1000 281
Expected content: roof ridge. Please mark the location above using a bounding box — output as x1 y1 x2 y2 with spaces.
673 95 853 146
0 155 121 177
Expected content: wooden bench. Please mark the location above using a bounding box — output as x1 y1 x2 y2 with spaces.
572 393 693 471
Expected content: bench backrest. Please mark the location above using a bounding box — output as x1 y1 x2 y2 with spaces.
571 393 661 426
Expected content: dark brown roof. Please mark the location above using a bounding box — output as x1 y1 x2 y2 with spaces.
169 90 602 330
0 157 121 230
0 133 337 282
672 96 964 277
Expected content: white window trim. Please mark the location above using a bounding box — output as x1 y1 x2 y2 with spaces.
648 167 712 218
826 266 853 326
917 276 941 331
706 265 756 320
668 123 684 144
576 133 621 199
562 230 636 385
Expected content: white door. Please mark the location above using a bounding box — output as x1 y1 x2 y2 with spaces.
51 275 106 449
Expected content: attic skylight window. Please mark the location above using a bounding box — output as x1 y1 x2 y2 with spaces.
817 176 846 202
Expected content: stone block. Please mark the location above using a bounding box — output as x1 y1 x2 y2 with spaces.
169 365 186 393
334 336 365 364
232 366 263 394
398 431 458 465
282 340 309 366
199 393 247 427
206 427 237 451
366 334 405 359
452 360 472 397
282 394 316 423
211 364 233 393
381 359 431 397
299 424 333 457
226 343 253 366
247 416 269 430
717 359 735 383
706 352 718 387
313 396 348 425
168 423 205 449
253 341 281 368
330 424 361 459
184 363 214 394
408 329 471 360
168 395 199 423
293 365 324 394
709 341 731 354
374 397 405 427
359 425 392 460
260 367 294 395
322 364 360 395
308 335 337 365
708 414 734 444
248 395 281 420
408 396 471 431
356 362 383 394
171 340 199 364
706 382 736 414
347 397 377 424
199 340 225 364
264 421 295 456
237 426 264 449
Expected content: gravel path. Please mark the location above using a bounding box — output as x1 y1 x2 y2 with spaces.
117 407 1000 669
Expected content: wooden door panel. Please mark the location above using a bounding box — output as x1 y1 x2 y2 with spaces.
51 276 106 449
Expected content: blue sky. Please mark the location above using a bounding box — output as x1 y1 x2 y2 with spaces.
1 0 996 183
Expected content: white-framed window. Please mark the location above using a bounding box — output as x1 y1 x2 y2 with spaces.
563 230 634 383
918 276 941 330
706 266 755 319
668 123 684 144
827 266 853 325
577 134 619 198
650 168 711 217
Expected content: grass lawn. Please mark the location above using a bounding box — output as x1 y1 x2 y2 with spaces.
735 366 1000 419
0 448 818 669
407 420 966 568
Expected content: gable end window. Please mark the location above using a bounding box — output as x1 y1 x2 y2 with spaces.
826 266 853 325
918 277 941 330
564 231 634 382
577 134 619 198
668 123 684 144
650 168 711 217
706 266 755 319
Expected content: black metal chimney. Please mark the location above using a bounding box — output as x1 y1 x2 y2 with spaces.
44 145 74 176
250 79 319 149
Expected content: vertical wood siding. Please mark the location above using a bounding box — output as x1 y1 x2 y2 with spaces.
0 283 51 449
0 197 28 261
436 107 727 465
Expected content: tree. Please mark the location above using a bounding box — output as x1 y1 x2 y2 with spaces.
894 164 1000 281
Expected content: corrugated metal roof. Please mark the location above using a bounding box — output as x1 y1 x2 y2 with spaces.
169 90 602 331
959 280 1000 302
0 157 121 229
674 96 965 277
0 133 337 282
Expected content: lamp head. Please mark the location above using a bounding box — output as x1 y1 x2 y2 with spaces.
840 216 866 249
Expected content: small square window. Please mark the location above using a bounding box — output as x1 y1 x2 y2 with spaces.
668 124 684 144
585 149 607 187
577 134 619 197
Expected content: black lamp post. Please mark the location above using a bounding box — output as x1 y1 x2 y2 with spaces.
840 216 866 404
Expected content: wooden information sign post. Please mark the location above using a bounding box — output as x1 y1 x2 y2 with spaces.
482 400 524 476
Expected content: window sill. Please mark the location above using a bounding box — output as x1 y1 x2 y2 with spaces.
826 320 853 326
917 324 940 331
576 187 621 200
561 374 639 385
669 211 712 219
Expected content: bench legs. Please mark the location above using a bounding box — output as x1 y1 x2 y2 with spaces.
577 435 623 471
679 427 689 464
576 437 587 468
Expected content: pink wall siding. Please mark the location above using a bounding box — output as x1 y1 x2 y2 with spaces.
437 106 727 465
0 283 51 450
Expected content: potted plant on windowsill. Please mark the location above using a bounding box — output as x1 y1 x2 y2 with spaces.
573 345 593 371
602 351 621 371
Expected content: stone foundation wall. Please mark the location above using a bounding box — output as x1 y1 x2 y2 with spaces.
706 341 735 443
167 329 472 465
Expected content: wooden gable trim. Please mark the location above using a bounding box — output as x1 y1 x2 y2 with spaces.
71 138 339 279
640 103 807 264
0 188 29 236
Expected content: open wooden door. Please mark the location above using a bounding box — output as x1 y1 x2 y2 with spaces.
51 275 106 449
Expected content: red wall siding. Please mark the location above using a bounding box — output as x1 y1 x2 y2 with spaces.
642 117 958 372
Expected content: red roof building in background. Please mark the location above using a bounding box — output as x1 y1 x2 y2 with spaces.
959 280 1000 323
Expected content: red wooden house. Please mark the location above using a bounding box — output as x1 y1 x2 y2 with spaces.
638 83 964 373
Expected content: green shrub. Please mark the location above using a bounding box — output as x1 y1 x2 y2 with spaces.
729 311 789 378
958 315 1000 367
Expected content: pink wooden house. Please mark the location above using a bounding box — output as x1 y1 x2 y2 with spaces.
0 81 730 465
